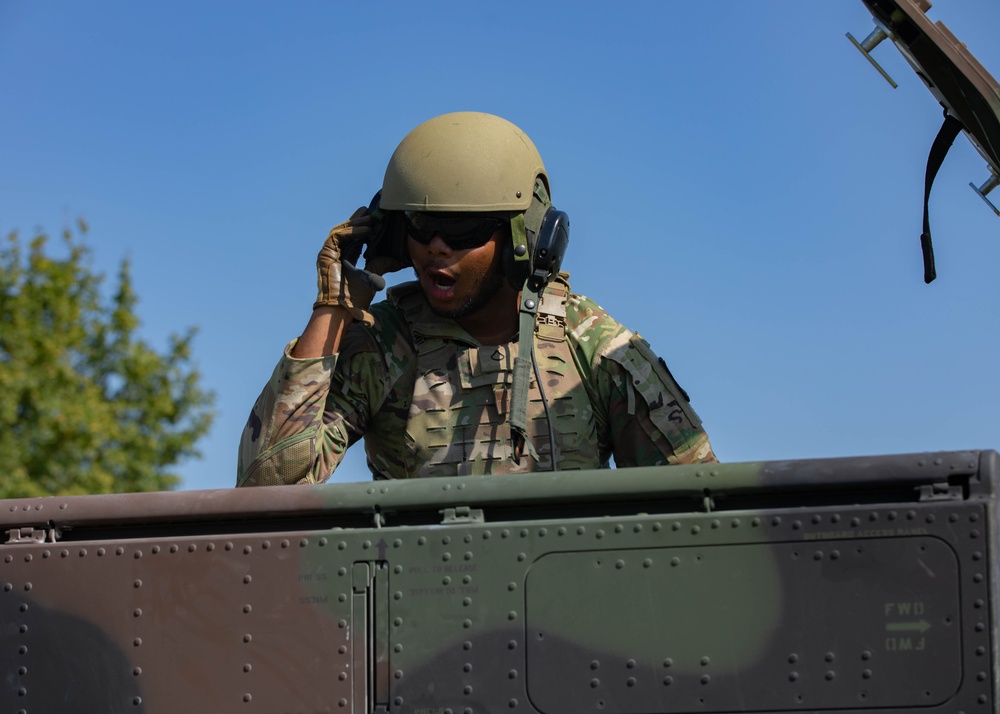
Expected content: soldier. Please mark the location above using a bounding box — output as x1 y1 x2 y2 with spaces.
237 112 716 485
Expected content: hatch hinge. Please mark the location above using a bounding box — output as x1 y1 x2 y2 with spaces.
917 482 963 502
440 506 485 525
4 526 60 545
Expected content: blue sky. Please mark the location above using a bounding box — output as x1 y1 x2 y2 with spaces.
2 1 998 491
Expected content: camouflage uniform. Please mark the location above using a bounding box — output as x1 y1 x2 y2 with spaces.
237 275 716 486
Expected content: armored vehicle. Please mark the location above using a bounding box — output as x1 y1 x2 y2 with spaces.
0 450 998 712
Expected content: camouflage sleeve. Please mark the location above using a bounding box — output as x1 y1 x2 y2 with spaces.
236 331 389 487
567 294 717 467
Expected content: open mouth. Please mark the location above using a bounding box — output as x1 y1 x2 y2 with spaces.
428 269 456 292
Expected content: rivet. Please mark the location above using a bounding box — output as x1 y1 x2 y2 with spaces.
525 299 536 309
243 693 252 703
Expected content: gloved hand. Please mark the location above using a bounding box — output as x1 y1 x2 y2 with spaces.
314 207 388 326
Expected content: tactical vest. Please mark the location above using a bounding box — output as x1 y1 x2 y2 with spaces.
388 278 606 477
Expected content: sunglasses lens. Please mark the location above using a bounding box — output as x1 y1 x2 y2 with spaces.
405 213 505 250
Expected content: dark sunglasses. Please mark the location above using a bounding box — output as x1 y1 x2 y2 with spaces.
404 212 507 251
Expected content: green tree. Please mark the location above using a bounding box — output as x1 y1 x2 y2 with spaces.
0 221 215 497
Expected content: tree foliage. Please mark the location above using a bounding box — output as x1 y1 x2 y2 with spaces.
0 222 215 497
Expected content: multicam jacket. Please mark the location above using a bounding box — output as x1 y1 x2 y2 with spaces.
237 276 716 486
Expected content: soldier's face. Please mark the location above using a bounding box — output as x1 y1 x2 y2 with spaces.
407 227 511 321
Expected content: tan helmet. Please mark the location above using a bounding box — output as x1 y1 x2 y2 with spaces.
380 112 548 212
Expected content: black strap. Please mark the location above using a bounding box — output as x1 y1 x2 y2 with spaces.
920 111 964 283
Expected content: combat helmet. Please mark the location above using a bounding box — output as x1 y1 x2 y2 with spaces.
380 111 568 288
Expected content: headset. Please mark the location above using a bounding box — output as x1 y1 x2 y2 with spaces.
356 190 569 291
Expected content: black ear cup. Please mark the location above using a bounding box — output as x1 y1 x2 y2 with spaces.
363 190 412 268
503 206 570 289
532 208 569 286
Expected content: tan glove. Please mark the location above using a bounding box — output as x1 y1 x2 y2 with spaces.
314 207 387 326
